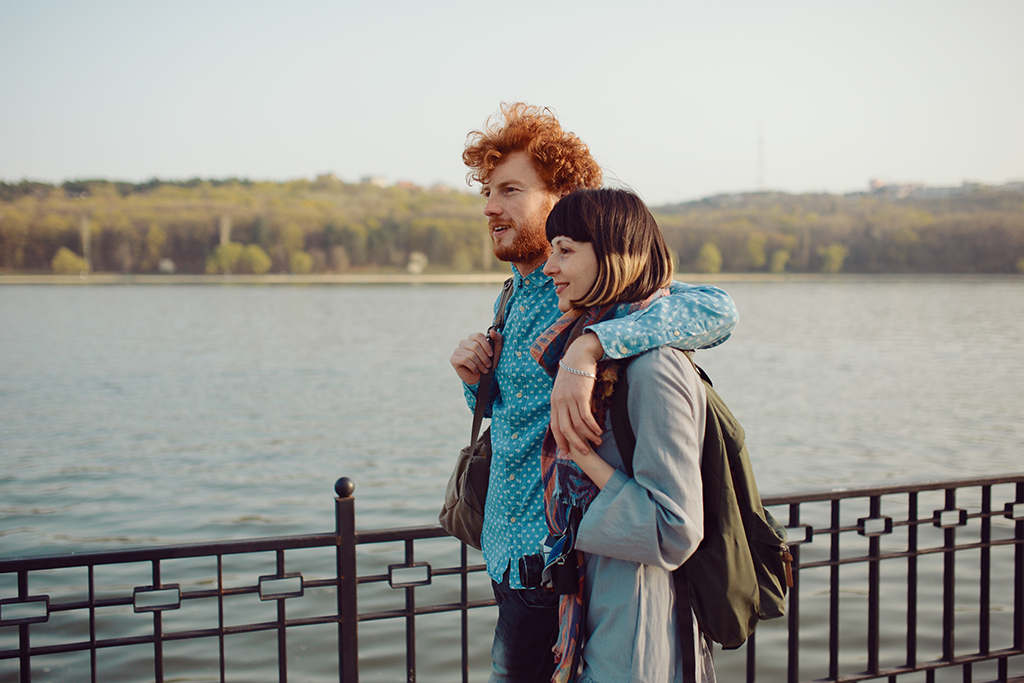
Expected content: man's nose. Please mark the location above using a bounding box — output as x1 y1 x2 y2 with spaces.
484 197 501 216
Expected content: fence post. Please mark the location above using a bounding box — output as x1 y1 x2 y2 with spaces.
1014 481 1023 651
335 477 358 683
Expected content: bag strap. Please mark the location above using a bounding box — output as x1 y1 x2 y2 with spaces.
468 278 514 447
676 572 698 683
609 357 637 477
610 351 704 476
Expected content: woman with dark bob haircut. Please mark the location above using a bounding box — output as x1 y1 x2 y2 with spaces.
543 188 674 309
531 188 715 682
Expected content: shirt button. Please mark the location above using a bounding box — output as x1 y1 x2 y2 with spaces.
673 330 681 336
519 306 526 313
516 351 522 357
510 516 517 523
619 344 628 353
516 392 523 398
524 279 530 285
512 433 519 440
508 474 515 481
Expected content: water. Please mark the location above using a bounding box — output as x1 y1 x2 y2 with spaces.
2 277 1023 680
2 283 498 556
4 277 1022 558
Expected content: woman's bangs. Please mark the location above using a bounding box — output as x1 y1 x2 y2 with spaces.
546 197 595 243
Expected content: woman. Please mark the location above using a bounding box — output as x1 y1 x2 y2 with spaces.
530 188 715 683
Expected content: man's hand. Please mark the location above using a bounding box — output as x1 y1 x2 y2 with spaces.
450 329 503 385
550 332 604 454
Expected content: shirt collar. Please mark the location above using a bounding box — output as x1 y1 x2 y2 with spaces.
511 262 551 289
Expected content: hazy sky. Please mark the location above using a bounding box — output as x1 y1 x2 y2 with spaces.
2 1 1021 205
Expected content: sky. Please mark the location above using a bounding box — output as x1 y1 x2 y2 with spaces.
1 1 1022 206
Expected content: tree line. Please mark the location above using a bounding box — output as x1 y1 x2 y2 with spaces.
2 177 1023 275
0 176 495 276
655 186 1024 275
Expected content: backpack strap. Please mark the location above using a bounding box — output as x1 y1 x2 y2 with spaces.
609 357 636 477
468 277 514 448
610 350 704 476
607 351 700 683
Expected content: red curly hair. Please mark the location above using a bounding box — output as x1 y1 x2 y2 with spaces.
463 102 603 195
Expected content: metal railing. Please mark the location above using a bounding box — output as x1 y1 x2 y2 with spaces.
1 474 1022 683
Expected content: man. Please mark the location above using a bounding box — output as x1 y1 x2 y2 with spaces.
450 103 737 682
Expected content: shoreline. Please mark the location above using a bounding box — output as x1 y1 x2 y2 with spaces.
2 272 1020 285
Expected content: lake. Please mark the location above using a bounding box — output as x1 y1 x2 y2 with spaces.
1 277 1023 681
1 277 1022 556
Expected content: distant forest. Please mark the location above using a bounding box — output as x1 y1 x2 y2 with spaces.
2 176 1023 275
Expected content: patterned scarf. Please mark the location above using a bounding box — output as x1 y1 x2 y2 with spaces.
530 288 668 682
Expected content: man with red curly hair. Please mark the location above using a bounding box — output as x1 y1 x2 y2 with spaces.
450 103 737 682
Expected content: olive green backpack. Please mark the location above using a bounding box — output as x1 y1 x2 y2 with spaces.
609 352 792 674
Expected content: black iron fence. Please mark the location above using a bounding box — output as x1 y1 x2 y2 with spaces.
1 474 1022 683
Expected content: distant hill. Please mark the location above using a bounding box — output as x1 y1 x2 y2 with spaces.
0 177 492 276
651 182 1024 274
2 177 1022 275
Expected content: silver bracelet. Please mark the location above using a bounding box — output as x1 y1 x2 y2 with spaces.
558 360 597 379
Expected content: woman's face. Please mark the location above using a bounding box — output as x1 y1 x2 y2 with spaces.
543 236 598 312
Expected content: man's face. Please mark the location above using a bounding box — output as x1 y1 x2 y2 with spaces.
482 151 560 275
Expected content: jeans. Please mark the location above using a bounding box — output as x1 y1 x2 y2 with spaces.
489 568 560 683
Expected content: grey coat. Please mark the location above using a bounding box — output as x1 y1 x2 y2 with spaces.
574 348 715 683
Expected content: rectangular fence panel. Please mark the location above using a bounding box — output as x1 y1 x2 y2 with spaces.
2 474 1022 683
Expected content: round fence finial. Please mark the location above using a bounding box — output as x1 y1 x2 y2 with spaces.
335 477 355 498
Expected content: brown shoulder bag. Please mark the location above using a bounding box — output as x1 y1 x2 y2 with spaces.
438 278 514 549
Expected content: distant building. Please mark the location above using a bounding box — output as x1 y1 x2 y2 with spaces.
872 179 1024 199
868 179 922 198
315 173 341 184
360 176 388 188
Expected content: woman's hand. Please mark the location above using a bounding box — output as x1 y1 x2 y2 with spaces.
450 329 503 385
568 447 614 490
550 332 604 453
